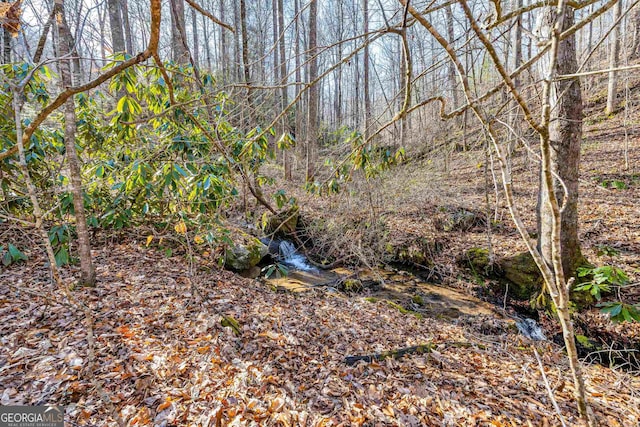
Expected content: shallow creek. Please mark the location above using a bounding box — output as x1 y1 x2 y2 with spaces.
262 239 546 341
265 239 496 320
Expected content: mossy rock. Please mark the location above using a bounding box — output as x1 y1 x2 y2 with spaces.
341 278 364 293
411 295 425 306
225 231 269 271
498 252 543 300
459 247 501 276
264 206 299 235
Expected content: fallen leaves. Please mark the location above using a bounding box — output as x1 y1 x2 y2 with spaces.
1 243 639 426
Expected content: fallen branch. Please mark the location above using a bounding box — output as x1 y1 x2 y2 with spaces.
344 343 433 365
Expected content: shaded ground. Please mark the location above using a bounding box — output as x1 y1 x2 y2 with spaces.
1 244 639 426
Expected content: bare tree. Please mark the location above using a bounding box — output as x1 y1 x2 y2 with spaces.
107 0 126 53
277 0 292 180
170 0 189 64
605 0 622 115
363 0 371 139
55 0 96 286
397 1 597 423
306 0 318 182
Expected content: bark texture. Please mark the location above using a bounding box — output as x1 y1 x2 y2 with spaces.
107 0 126 53
537 7 584 280
55 0 96 286
306 0 318 182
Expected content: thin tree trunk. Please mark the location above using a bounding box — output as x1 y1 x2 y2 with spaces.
2 0 11 64
122 0 133 54
170 0 189 64
363 0 371 139
507 0 523 172
306 0 318 182
54 0 96 286
107 0 126 53
34 8 56 63
191 7 199 68
605 0 622 115
233 0 241 82
203 15 212 71
272 0 279 86
99 5 107 64
445 5 459 112
219 0 228 79
629 9 640 59
537 7 591 421
278 0 291 181
240 0 252 122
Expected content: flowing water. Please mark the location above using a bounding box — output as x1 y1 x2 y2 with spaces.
264 239 547 340
277 241 319 273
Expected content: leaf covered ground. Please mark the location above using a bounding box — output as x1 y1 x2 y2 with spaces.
1 242 639 426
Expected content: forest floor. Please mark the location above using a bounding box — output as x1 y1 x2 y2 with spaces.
2 95 640 426
1 239 640 426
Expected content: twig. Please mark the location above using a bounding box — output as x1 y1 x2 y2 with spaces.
533 345 568 427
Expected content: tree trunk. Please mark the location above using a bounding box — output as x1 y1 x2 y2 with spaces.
122 0 133 54
170 0 189 64
240 0 253 123
272 0 279 86
107 0 126 54
537 7 584 282
294 0 303 173
278 0 292 181
445 4 459 112
1 0 11 63
536 7 593 423
363 0 371 139
233 0 241 82
191 7 199 68
306 0 318 182
219 0 228 79
629 9 640 59
605 0 622 115
34 8 56 63
507 0 523 172
203 15 212 70
54 0 96 286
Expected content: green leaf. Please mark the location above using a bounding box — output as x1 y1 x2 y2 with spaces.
8 244 27 262
220 315 241 336
2 251 11 266
173 164 188 177
116 96 127 113
263 265 276 278
600 303 622 317
55 247 70 266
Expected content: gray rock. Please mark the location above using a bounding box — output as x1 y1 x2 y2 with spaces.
225 236 268 271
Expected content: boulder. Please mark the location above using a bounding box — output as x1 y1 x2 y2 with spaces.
225 232 269 271
498 252 543 300
264 206 299 235
459 248 542 300
459 247 497 276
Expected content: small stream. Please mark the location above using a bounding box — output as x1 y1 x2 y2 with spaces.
262 239 546 340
